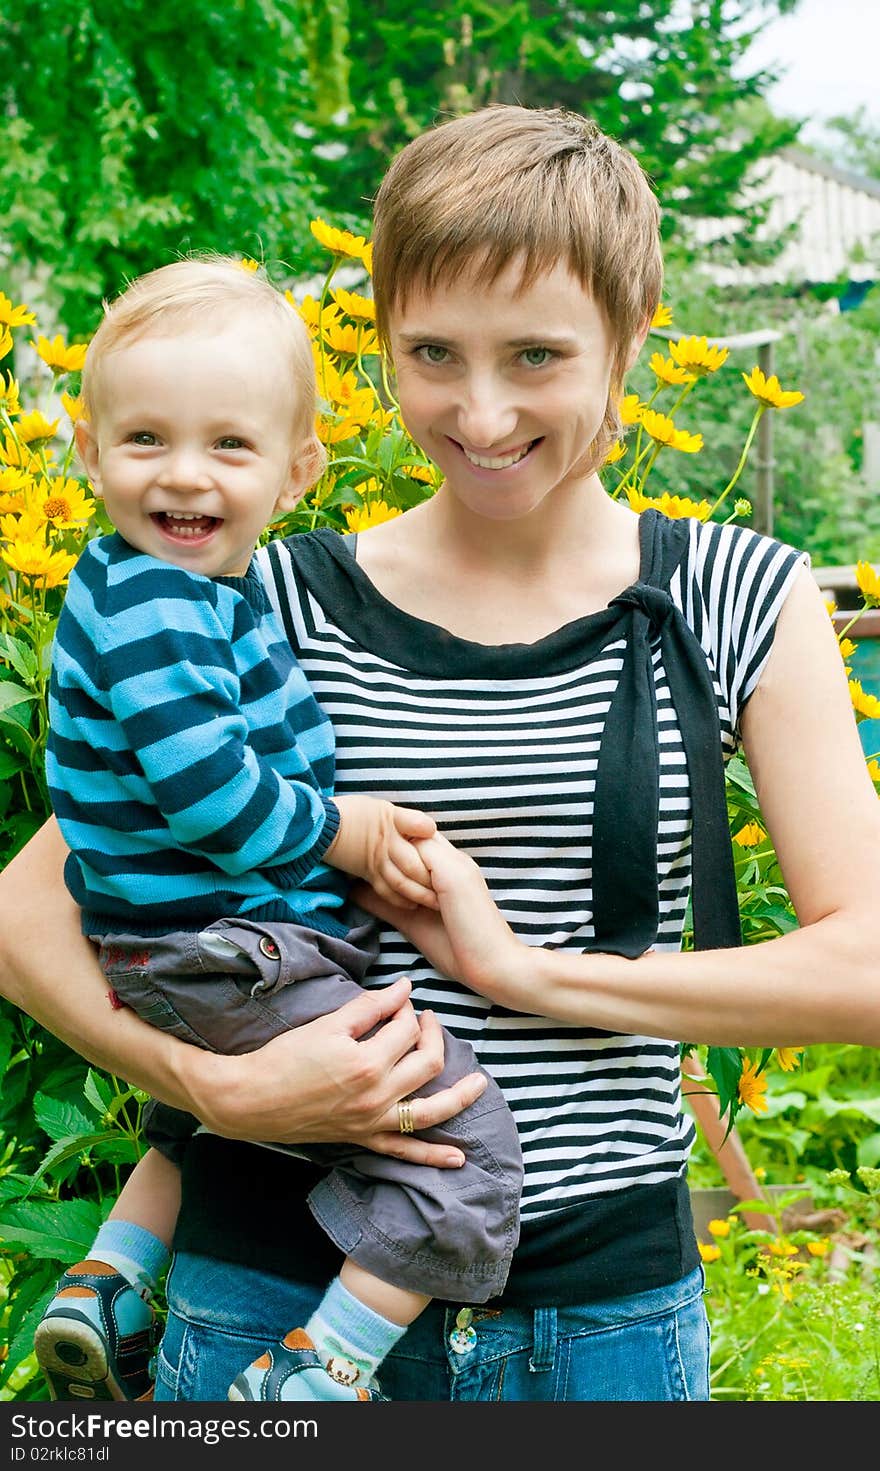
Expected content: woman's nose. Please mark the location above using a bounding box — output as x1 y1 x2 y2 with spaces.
455 378 519 449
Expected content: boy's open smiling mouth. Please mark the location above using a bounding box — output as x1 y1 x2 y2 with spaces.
152 511 222 539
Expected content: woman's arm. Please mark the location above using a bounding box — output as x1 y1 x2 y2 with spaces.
361 568 880 1048
0 818 485 1164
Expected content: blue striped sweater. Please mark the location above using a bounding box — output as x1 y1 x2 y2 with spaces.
46 533 346 936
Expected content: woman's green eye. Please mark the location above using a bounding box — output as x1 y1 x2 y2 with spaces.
420 345 448 364
522 347 551 367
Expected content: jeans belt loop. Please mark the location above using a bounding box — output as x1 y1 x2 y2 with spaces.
528 1306 557 1372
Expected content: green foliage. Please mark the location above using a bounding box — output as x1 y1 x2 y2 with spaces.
311 0 801 256
703 1169 880 1400
0 2 329 337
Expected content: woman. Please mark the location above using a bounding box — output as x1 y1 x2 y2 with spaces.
2 105 878 1403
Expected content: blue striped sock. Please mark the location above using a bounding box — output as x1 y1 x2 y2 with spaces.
90 1220 169 1299
305 1277 405 1386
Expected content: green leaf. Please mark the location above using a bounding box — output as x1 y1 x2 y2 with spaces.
0 749 25 779
0 634 38 684
0 1197 103 1262
22 1130 121 1196
0 682 36 714
83 1069 115 1119
33 1093 99 1144
705 1046 744 1133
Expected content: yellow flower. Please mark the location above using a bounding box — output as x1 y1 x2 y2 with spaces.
619 393 644 426
34 476 96 529
669 335 729 376
855 560 880 608
1 505 45 543
296 295 343 339
849 679 880 720
0 465 31 497
697 1242 722 1263
775 1047 804 1072
310 218 371 264
708 1218 731 1238
1 373 21 415
638 409 703 454
737 1059 768 1114
734 498 752 519
838 637 857 662
732 821 766 847
1 538 78 587
806 1239 830 1258
766 1238 798 1257
868 758 880 784
344 500 403 532
603 440 627 466
626 488 712 521
1 432 50 473
60 391 87 422
402 463 438 485
14 409 59 445
30 334 89 374
0 293 37 328
238 258 260 272
0 327 12 362
651 303 673 329
742 366 804 410
322 321 380 358
648 352 695 387
360 241 373 276
331 287 376 323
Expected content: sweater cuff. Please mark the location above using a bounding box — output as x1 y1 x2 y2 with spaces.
265 798 340 889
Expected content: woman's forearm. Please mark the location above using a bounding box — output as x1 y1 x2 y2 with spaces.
0 818 214 1112
1 820 484 1159
516 906 880 1048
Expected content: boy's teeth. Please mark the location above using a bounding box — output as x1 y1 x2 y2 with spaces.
462 444 532 469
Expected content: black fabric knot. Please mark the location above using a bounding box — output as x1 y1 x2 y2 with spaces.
610 580 677 632
590 519 742 960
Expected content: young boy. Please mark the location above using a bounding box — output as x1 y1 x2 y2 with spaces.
35 258 523 1403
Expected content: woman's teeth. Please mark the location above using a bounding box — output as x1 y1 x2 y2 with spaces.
462 443 533 470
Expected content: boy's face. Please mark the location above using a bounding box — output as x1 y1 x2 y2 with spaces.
77 318 316 578
389 258 639 524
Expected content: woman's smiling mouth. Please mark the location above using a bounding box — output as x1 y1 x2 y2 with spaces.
453 439 541 470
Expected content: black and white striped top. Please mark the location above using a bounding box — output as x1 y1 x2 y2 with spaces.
258 512 807 1223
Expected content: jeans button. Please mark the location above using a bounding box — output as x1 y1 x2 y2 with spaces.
448 1308 477 1355
259 936 280 959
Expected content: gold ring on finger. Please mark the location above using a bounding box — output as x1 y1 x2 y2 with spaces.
397 1099 415 1134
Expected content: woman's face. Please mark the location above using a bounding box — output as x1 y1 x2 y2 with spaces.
388 258 621 524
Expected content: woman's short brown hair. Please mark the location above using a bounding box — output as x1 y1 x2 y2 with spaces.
371 105 663 460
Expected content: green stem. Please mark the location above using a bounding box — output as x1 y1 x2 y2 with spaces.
707 404 765 520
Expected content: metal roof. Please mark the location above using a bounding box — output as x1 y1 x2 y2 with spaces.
691 147 880 288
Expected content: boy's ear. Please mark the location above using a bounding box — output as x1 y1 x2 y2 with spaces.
276 436 327 513
75 420 102 497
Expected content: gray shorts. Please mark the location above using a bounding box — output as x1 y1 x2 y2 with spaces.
93 914 523 1302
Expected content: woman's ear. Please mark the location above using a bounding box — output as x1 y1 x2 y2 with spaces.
75 420 102 497
276 436 327 514
624 314 653 373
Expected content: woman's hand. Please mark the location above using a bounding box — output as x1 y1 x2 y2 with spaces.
354 834 535 1010
173 975 488 1167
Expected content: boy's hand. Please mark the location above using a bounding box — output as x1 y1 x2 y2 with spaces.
324 794 439 909
354 834 533 1007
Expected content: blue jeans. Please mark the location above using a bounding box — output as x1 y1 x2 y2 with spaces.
154 1252 710 1402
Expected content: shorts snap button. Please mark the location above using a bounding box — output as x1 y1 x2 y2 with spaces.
259 936 281 959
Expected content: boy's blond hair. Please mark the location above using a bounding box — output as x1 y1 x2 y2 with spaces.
82 256 323 457
371 105 663 459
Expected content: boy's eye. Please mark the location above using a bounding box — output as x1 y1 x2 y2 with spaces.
416 344 450 365
520 347 553 367
128 431 157 446
216 437 245 450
